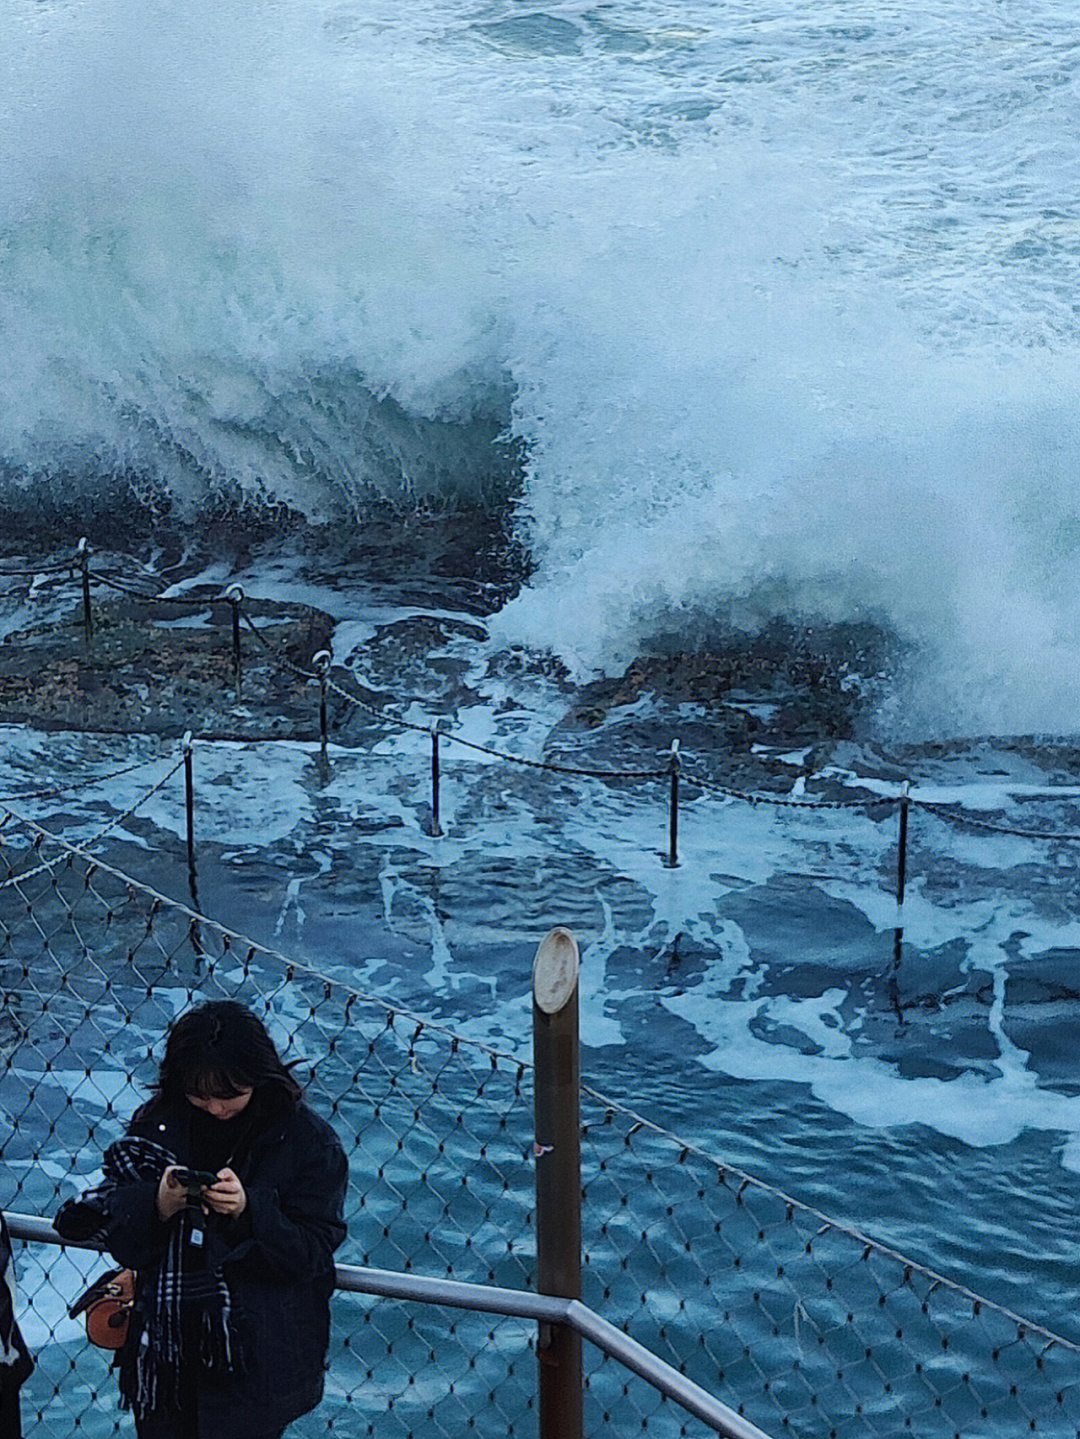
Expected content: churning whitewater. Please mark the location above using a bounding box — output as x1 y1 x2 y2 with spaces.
6 0 1080 733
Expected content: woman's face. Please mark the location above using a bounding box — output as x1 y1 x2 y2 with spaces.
186 1087 254 1121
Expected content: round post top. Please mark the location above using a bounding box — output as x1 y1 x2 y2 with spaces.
533 927 580 1015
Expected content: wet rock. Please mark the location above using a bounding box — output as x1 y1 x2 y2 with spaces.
554 624 875 792
0 592 336 742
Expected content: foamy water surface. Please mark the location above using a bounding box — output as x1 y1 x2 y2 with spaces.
2 554 1079 1346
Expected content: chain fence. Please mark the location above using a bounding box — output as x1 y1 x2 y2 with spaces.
1 797 1079 1439
8 543 1080 861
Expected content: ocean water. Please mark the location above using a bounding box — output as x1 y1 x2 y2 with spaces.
5 0 1080 1432
6 0 1080 731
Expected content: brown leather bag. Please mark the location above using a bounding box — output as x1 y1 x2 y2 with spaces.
69 1268 135 1349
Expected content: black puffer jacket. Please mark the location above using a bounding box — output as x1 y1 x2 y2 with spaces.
103 1097 348 1439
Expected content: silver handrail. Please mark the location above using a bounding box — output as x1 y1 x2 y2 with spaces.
4 1210 774 1439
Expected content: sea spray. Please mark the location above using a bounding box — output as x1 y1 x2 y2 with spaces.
6 0 1080 731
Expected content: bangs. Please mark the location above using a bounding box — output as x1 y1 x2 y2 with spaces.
183 1067 252 1101
153 1000 303 1115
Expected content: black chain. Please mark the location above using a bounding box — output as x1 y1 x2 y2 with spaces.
16 553 1080 834
0 754 168 804
912 799 1080 842
242 611 667 781
89 569 213 606
0 560 75 582
687 772 900 811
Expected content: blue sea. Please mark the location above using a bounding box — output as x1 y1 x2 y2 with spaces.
4 0 1080 1434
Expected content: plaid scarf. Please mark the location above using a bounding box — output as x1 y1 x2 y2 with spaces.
58 1137 241 1418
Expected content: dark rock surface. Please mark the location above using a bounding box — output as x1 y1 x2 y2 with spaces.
0 589 337 741
0 511 521 745
0 565 880 789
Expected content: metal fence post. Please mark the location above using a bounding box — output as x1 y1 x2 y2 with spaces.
893 781 911 974
76 538 93 642
430 723 442 838
313 650 331 759
533 926 583 1439
666 739 681 868
183 731 197 890
182 732 201 952
224 584 244 703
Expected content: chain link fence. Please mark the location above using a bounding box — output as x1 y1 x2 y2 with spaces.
2 800 1080 1439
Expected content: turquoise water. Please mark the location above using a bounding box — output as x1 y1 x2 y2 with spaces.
3 550 1080 1321
4 670 1080 1437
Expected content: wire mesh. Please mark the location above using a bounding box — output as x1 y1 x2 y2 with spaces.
579 1102 1080 1439
2 805 1079 1439
0 810 537 1438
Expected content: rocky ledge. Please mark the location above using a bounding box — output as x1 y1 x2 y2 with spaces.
0 583 882 789
0 589 338 742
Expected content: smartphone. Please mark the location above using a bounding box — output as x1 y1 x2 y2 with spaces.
172 1167 218 1189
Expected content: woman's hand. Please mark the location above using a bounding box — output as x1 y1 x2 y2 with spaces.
156 1166 189 1222
203 1168 247 1220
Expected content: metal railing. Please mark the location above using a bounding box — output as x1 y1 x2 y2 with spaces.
4 1210 768 1439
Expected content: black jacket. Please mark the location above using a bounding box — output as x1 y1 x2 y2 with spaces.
0 1209 33 1401
104 1097 347 1439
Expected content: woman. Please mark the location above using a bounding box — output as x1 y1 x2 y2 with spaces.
59 1000 348 1439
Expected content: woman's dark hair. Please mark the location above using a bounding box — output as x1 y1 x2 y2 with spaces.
150 1000 302 1114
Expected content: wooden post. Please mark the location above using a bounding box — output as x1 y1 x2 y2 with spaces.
533 927 583 1439
225 584 244 703
77 538 93 642
666 739 680 868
